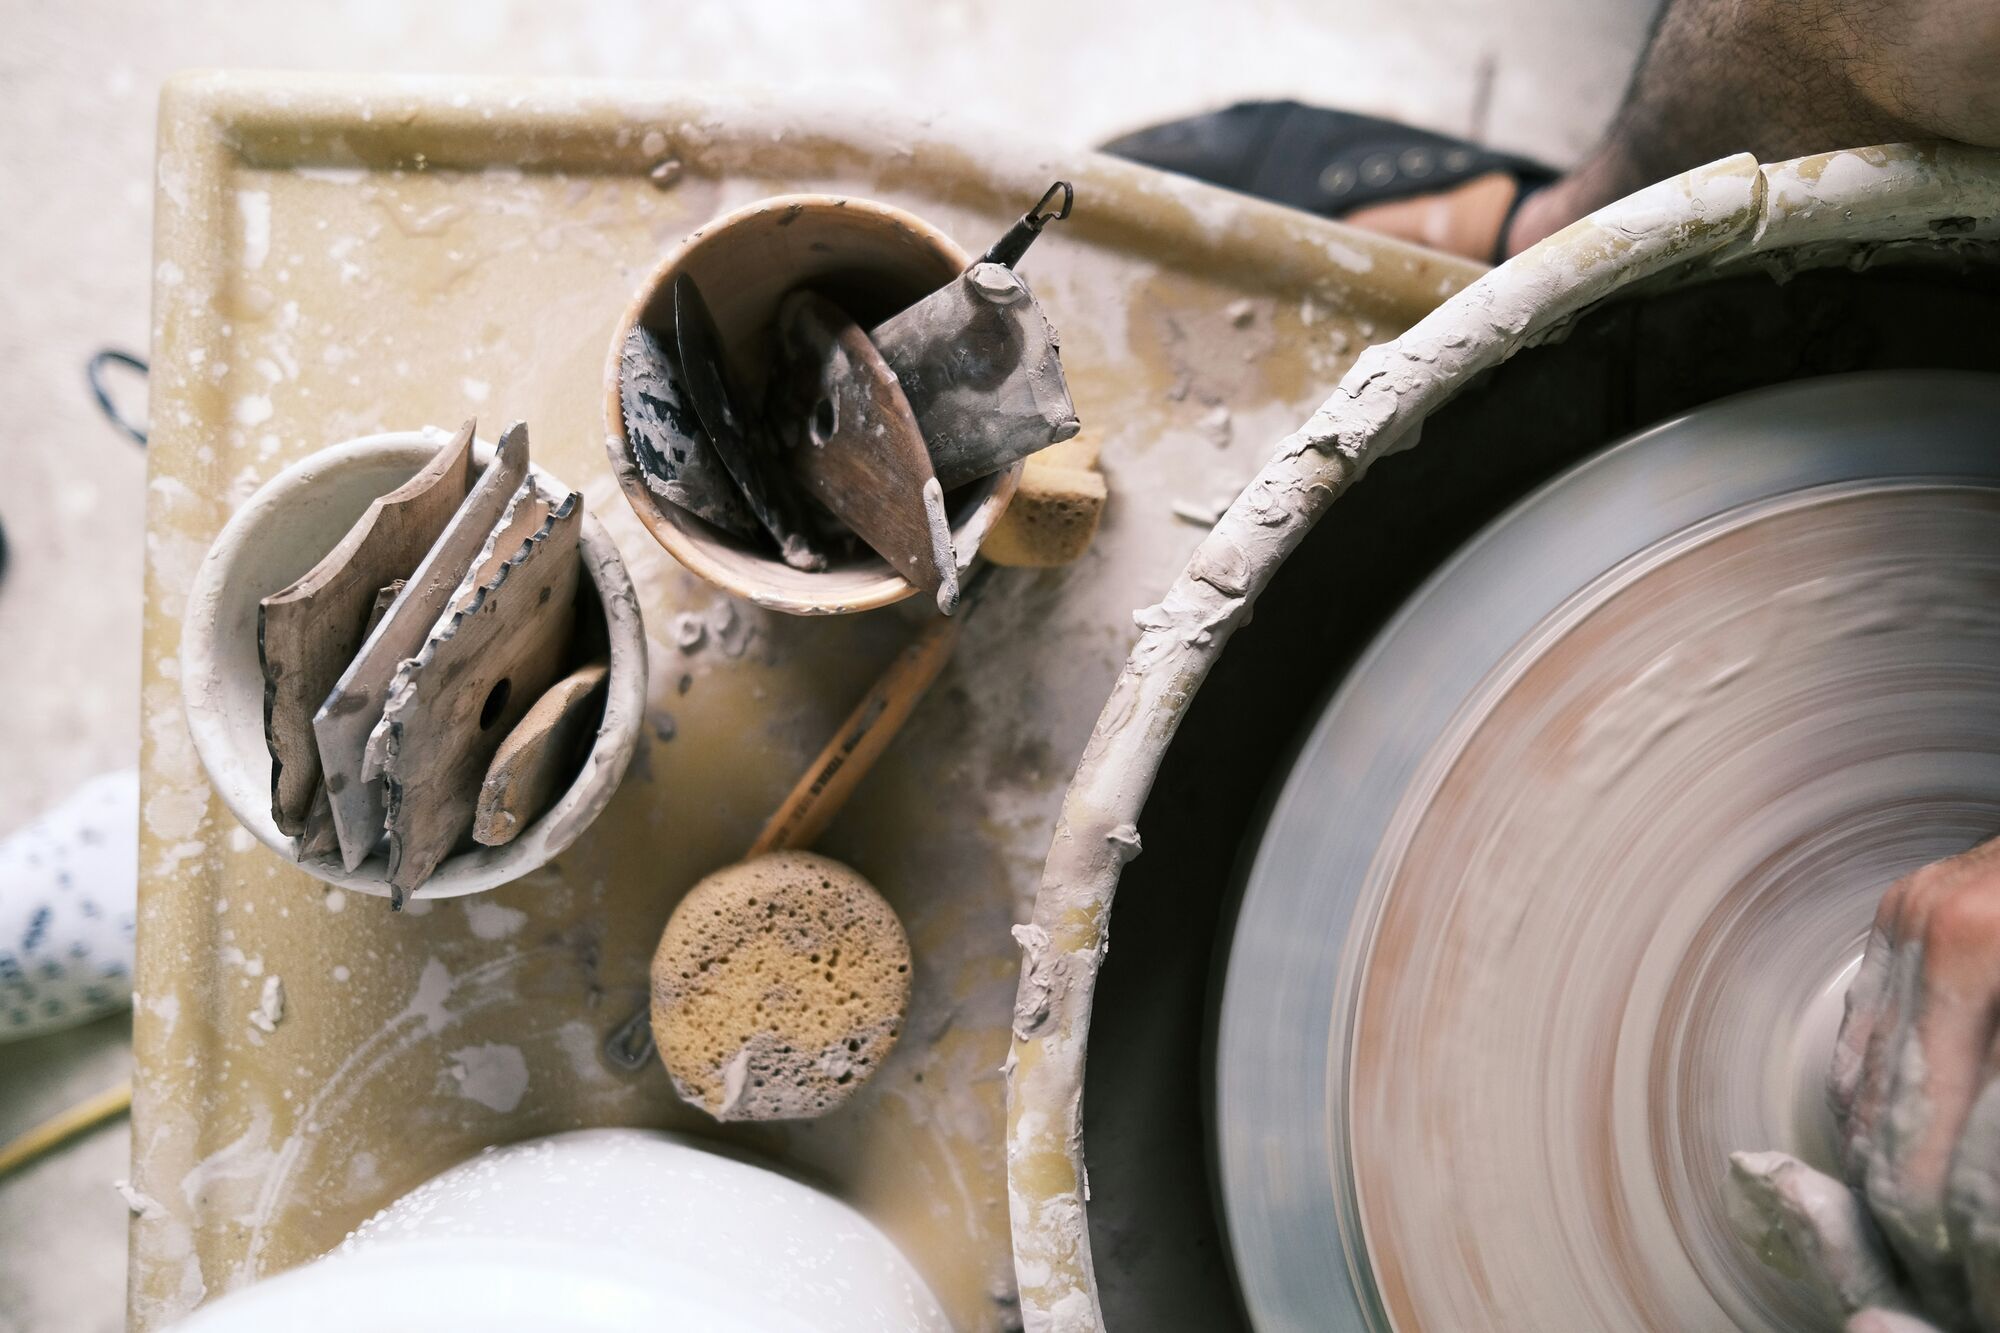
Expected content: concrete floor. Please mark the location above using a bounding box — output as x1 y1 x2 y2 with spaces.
0 1 1657 1328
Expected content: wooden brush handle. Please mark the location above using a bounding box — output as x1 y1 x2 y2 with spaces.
608 575 991 1074
747 609 966 857
0 1081 131 1181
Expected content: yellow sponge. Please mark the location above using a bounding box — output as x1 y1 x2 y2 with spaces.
650 850 911 1121
981 433 1108 568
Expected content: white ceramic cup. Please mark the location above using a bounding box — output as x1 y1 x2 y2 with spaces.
169 1128 952 1332
179 429 646 899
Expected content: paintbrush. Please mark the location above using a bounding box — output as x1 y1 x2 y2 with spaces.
603 564 998 1073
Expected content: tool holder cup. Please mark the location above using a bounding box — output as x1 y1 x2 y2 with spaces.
603 194 1020 615
179 430 648 900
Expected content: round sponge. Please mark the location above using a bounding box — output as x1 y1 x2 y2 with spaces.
650 850 911 1121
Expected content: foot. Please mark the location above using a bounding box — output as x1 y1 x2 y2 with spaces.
1510 0 2000 259
1338 170 1522 262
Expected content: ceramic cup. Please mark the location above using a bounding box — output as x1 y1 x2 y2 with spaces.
169 1128 951 1332
603 193 1019 615
180 429 646 899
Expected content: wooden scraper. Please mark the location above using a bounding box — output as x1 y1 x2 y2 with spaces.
775 290 958 613
258 422 472 835
314 421 530 871
378 493 583 901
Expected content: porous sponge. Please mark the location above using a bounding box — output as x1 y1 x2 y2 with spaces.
981 432 1107 568
650 850 911 1121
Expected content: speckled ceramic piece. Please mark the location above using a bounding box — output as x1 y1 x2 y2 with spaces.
605 193 1020 614
132 71 1477 1331
178 430 646 899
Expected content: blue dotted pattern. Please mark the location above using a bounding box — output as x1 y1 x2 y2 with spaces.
1 770 137 1041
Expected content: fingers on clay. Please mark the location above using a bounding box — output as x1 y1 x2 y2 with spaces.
1833 921 1897 1128
1862 860 2000 1323
1899 888 2000 1185
1946 1035 2000 1327
1848 933 1919 1189
1728 1150 1908 1321
1850 865 1949 1188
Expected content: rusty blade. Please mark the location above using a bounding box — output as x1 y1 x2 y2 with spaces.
618 322 757 537
672 272 826 572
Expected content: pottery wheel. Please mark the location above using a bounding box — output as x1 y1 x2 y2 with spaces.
1213 372 2000 1331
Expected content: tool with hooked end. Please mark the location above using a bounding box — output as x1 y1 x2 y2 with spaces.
871 181 1082 492
1213 372 2000 1332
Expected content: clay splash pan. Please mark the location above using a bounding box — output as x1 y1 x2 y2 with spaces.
133 71 1476 1331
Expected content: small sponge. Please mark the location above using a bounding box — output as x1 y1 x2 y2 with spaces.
981 432 1108 568
650 850 911 1121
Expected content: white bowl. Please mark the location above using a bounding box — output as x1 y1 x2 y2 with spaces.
170 1129 951 1332
180 429 647 899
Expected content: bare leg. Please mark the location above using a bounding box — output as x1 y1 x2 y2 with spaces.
1503 0 2000 254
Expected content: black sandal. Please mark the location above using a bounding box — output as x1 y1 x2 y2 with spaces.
1101 100 1555 263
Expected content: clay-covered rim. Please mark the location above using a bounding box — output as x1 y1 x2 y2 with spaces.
601 193 1021 615
179 430 648 899
1003 147 2000 1333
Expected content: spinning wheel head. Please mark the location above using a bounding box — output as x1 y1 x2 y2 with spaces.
1216 372 2000 1331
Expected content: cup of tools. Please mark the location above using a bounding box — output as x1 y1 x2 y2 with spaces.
180 427 648 902
604 192 1079 615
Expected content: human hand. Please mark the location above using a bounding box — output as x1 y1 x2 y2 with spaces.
1731 839 2000 1331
